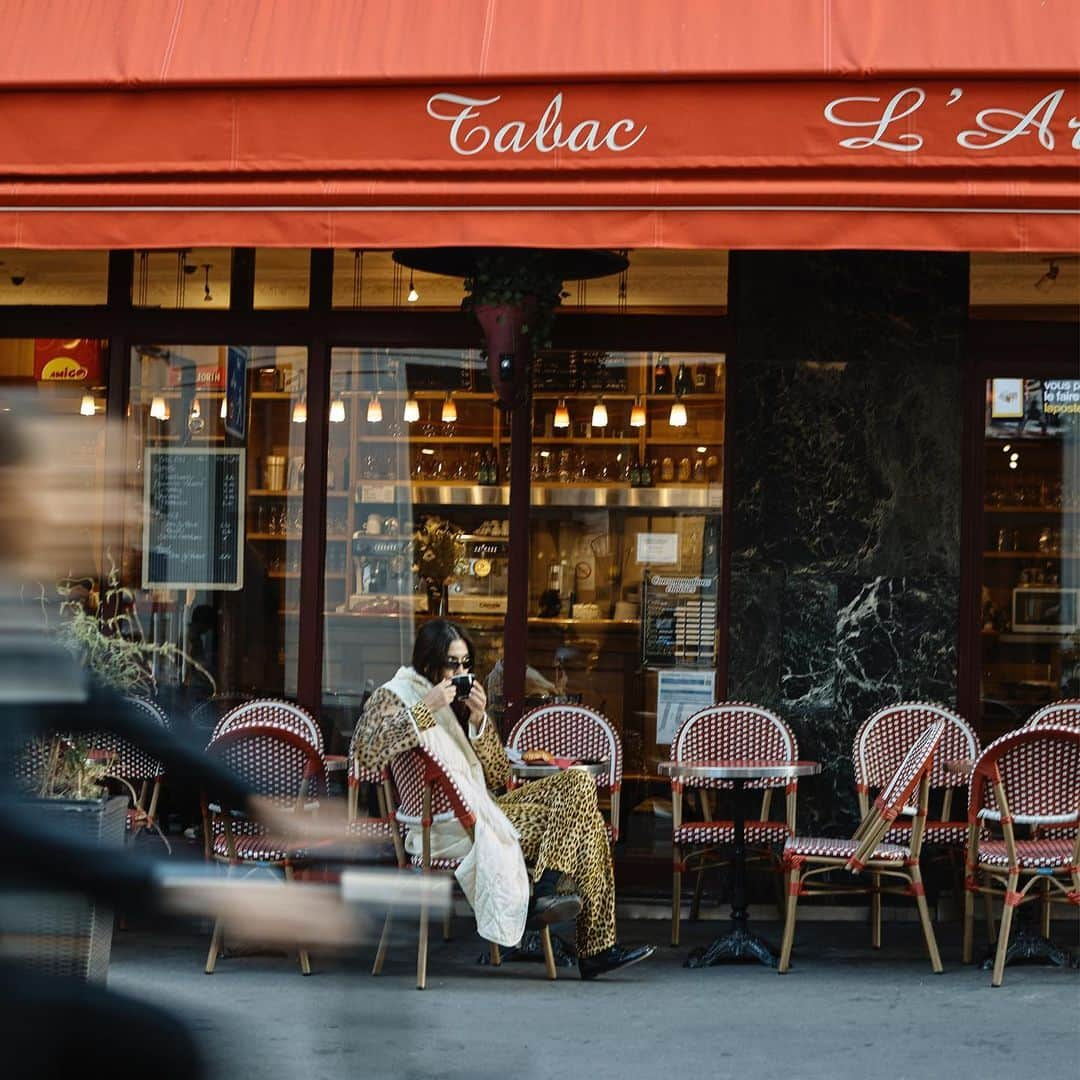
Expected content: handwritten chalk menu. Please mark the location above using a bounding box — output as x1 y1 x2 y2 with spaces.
142 449 245 590
641 575 718 668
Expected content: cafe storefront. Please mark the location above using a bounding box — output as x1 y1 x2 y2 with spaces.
0 3 1077 861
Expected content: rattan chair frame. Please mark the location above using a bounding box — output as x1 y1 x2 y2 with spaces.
961 724 1080 986
506 703 623 841
778 719 946 975
202 720 328 976
375 745 557 990
668 703 800 946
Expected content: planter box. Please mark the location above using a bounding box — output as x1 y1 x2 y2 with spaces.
0 796 126 982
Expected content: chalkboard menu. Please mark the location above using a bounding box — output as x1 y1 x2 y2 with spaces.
142 449 245 590
641 575 718 668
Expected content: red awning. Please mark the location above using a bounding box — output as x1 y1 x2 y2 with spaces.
0 1 1077 251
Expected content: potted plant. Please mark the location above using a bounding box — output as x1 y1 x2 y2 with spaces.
461 251 568 407
412 517 466 615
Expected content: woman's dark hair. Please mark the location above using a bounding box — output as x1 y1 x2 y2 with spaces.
411 619 476 685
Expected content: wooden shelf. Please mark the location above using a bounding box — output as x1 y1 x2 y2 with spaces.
505 437 639 446
249 533 350 541
983 551 1078 558
984 505 1077 514
342 390 495 401
250 489 348 497
645 438 723 446
358 436 492 444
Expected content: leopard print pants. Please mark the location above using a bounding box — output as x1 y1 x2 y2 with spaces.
497 768 616 958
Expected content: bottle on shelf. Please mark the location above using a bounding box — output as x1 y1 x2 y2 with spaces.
629 458 642 488
653 357 672 394
674 363 693 397
641 458 654 487
693 364 708 391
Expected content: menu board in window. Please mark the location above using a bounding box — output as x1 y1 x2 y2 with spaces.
641 575 718 668
142 448 245 590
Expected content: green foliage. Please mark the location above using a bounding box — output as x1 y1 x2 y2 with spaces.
461 251 569 351
33 737 110 801
47 558 215 697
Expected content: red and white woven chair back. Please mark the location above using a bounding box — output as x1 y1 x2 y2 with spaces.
968 725 1080 826
855 701 978 792
1025 700 1080 730
508 704 622 791
670 703 798 789
87 695 169 781
207 722 329 811
872 719 946 823
189 692 253 731
389 746 476 830
211 698 323 755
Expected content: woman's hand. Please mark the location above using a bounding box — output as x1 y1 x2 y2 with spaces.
466 679 487 724
422 679 457 713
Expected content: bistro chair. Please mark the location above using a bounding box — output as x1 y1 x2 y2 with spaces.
377 745 558 989
346 727 405 860
962 724 1080 986
779 718 946 974
203 718 329 975
506 703 623 841
211 697 323 749
188 691 253 739
1026 700 1080 729
853 701 981 946
668 703 799 946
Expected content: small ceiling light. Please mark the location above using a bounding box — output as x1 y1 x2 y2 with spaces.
366 393 383 424
190 398 201 420
1001 443 1012 454
407 271 419 303
1010 452 1019 462
553 399 570 429
421 447 436 456
1008 459 1019 470
292 397 307 424
80 393 96 417
1034 260 1060 293
591 398 608 428
630 397 646 428
669 399 688 428
696 445 708 454
441 393 457 424
220 396 227 419
150 395 167 421
402 395 421 423
330 397 346 423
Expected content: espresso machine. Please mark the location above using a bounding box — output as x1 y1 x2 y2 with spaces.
350 530 416 610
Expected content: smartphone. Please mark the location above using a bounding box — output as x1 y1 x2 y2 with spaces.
452 673 475 699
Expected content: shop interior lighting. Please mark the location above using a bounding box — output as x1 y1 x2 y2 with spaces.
150 395 167 421
329 397 347 423
162 401 171 421
366 393 383 423
402 395 421 423
407 271 419 303
696 446 708 454
1002 443 1012 454
441 393 457 424
189 399 201 420
669 398 688 427
79 393 96 417
553 399 570 429
1008 459 1019 470
591 397 609 428
219 397 227 419
1034 260 1059 293
630 397 647 427
291 397 307 424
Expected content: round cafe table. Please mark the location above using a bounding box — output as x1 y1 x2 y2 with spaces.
509 760 608 781
658 759 821 969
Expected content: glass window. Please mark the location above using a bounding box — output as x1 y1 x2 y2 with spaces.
255 249 310 309
979 377 1080 740
321 346 500 746
132 249 232 309
0 250 108 306
0 336 110 583
331 250 729 311
122 343 307 708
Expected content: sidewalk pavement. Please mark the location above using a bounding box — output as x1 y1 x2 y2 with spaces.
108 915 1078 1080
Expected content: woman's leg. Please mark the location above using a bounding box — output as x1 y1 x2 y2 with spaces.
500 770 617 958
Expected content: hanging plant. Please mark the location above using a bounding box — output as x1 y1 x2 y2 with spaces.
461 251 569 354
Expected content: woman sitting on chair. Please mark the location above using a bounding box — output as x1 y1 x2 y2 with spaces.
354 619 652 980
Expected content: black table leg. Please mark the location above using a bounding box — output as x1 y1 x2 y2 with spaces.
979 902 1078 972
686 778 779 968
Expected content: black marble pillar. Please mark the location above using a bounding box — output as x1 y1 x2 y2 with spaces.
726 252 968 830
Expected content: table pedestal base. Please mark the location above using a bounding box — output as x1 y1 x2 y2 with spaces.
478 930 577 968
686 924 778 969
980 927 1077 972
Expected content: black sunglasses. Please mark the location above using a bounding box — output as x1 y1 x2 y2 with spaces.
444 657 473 671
